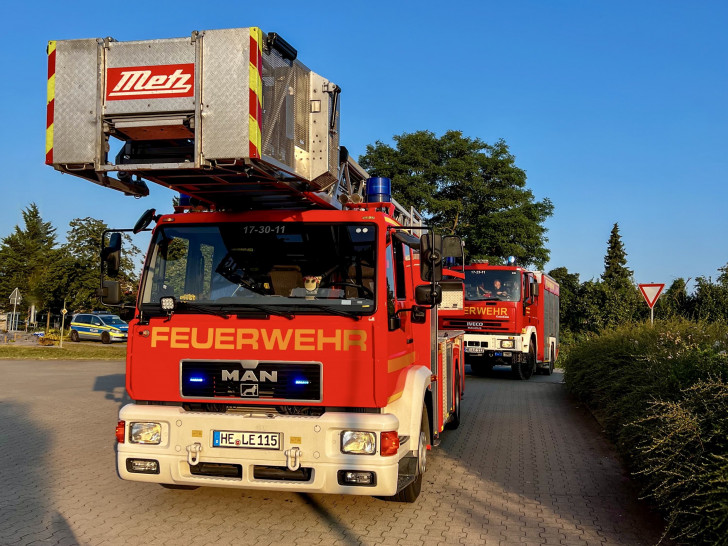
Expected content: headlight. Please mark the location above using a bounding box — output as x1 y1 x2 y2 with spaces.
130 422 162 444
500 340 515 349
341 431 376 455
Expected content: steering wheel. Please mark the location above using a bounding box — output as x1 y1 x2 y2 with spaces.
321 282 374 299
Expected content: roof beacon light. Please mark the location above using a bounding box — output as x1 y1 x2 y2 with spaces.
366 177 391 203
507 256 516 266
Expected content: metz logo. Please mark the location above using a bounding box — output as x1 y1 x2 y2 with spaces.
106 64 194 101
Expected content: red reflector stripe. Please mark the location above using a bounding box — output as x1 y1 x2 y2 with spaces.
116 421 126 443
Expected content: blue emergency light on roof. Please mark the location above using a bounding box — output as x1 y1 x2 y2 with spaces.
507 256 516 265
366 177 391 203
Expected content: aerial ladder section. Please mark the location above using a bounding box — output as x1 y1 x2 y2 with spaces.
47 27 374 212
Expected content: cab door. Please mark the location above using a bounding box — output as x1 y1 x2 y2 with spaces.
383 240 415 399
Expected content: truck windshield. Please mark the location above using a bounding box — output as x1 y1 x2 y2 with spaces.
464 269 521 302
139 222 377 315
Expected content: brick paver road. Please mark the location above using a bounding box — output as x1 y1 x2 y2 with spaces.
0 360 666 545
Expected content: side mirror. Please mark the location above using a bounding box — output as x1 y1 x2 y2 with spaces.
531 281 540 297
388 315 401 331
441 235 463 260
419 233 443 282
415 284 442 306
411 305 427 324
98 280 121 305
101 233 122 278
133 208 157 234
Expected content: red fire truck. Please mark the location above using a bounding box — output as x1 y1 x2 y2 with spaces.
47 27 464 501
439 261 559 379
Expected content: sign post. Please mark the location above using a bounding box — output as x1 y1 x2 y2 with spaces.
60 303 67 348
9 288 21 331
639 283 665 325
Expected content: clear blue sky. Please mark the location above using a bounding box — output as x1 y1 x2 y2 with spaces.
2 1 726 288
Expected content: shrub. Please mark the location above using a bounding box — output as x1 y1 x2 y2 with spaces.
562 319 728 544
631 379 728 545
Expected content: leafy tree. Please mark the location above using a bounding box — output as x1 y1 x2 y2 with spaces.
548 266 581 332
62 217 141 312
692 275 728 323
0 203 58 316
359 130 554 268
655 278 692 319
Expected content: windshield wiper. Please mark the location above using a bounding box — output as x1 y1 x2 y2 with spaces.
306 305 362 320
175 301 231 319
231 304 295 320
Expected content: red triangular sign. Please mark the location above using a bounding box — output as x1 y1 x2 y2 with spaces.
639 283 665 309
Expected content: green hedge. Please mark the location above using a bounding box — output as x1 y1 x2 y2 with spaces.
562 319 728 545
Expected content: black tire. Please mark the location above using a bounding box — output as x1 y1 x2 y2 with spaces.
70 330 80 343
512 342 536 380
101 331 111 344
390 404 430 502
446 370 461 430
544 343 555 376
160 484 199 490
469 359 487 376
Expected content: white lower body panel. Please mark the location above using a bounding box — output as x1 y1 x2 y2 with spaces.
117 404 404 496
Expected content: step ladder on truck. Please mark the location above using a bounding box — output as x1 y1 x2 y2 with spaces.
47 27 466 501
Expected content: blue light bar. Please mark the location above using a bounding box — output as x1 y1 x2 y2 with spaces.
189 377 205 383
294 379 310 385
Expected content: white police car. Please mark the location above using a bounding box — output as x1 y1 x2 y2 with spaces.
69 313 128 344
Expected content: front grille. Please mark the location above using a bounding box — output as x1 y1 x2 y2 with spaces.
190 462 242 479
445 319 509 331
253 465 312 482
181 360 321 402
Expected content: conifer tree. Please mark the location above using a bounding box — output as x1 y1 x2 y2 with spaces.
601 223 632 287
0 203 57 313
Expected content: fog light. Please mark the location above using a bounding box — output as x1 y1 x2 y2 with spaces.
500 339 514 349
130 422 162 444
341 431 376 455
380 431 399 456
126 458 160 474
338 470 376 486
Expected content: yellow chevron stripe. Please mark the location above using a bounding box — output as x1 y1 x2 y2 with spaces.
46 124 54 155
388 351 416 373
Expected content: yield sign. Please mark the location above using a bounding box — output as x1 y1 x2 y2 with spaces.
639 284 665 309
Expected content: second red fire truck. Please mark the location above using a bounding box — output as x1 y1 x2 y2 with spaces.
440 261 559 379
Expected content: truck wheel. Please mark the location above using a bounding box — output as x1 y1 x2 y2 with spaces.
101 331 111 344
70 330 80 342
513 343 536 380
544 343 555 376
389 404 430 503
446 370 461 430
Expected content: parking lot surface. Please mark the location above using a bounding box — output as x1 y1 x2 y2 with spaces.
0 360 666 545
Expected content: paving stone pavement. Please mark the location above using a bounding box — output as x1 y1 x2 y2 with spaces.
0 360 667 546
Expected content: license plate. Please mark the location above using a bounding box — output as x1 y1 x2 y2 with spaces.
466 347 485 353
213 430 281 450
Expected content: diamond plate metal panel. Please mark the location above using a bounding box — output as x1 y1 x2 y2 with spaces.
52 39 99 165
200 28 250 160
262 48 297 171
105 38 196 115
